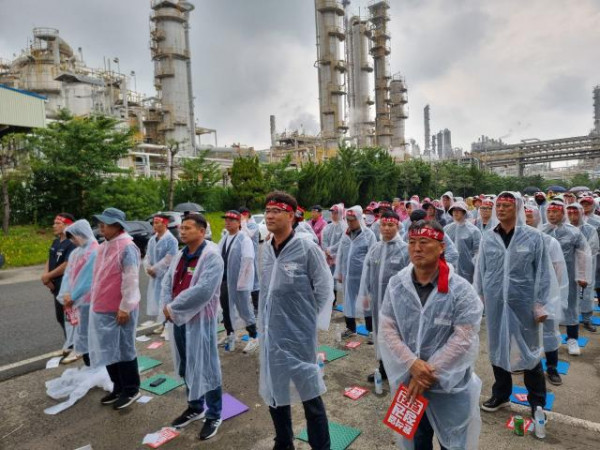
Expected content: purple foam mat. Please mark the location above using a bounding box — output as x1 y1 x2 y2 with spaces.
204 393 249 420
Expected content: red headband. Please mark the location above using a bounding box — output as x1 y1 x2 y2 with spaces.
55 215 74 225
566 206 580 213
380 217 399 224
524 207 534 214
481 200 494 207
153 216 169 225
266 201 293 212
580 197 594 204
408 227 444 242
224 212 241 220
346 210 357 217
496 196 516 204
548 204 564 212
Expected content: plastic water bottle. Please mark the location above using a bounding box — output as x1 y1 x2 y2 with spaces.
374 368 383 394
534 406 546 439
317 353 325 377
225 334 235 352
334 324 342 344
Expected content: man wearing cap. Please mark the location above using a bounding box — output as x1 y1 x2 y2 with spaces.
470 196 482 220
357 210 410 382
260 191 334 450
42 213 77 361
534 192 548 223
218 210 258 354
440 191 454 224
309 205 327 245
161 213 224 440
239 207 260 314
477 193 554 418
566 203 598 333
443 201 482 284
293 206 319 244
144 214 179 337
336 206 377 338
473 199 494 232
322 204 346 305
88 208 142 410
392 197 408 222
379 220 483 449
543 200 592 355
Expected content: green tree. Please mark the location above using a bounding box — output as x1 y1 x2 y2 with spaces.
29 110 133 220
262 155 299 195
296 161 331 207
0 133 30 234
230 156 267 209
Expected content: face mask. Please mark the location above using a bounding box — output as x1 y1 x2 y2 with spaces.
365 215 375 225
535 197 545 205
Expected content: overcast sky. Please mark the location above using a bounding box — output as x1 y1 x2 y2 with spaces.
1 0 599 151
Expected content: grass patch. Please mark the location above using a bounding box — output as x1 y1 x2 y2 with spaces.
0 225 54 269
205 212 225 243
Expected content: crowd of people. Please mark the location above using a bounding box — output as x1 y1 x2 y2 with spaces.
40 187 600 449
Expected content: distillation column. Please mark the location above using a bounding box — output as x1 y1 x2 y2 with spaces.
390 73 408 158
150 0 195 155
593 85 600 135
368 0 392 149
315 0 348 150
347 16 374 148
423 105 431 159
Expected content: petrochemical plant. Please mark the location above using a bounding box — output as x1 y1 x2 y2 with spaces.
1 0 599 178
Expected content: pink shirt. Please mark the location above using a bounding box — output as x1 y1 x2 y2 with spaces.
310 217 328 244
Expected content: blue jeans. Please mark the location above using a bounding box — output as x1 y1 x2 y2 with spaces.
173 323 222 419
413 412 448 450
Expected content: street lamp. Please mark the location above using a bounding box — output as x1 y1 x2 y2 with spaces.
130 70 137 92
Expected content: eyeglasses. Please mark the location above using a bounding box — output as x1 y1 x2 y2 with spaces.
479 207 492 211
264 208 287 215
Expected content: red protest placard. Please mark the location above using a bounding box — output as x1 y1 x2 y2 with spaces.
147 341 164 350
383 383 428 440
344 386 369 400
514 393 528 402
505 416 534 434
145 427 180 448
345 341 361 349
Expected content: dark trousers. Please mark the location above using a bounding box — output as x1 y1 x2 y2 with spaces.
53 296 66 337
173 323 222 418
251 290 259 315
365 316 373 333
106 358 140 397
492 363 546 412
545 350 558 370
344 317 372 333
82 353 90 367
220 281 257 338
414 412 448 450
269 396 330 450
566 324 579 340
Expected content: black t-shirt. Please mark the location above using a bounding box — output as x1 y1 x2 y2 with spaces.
272 230 295 258
48 237 76 294
493 224 515 249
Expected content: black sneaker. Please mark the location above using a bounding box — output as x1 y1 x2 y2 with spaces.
481 397 510 412
113 392 141 410
198 418 222 440
171 407 206 429
583 321 597 333
100 391 120 405
341 329 356 339
546 368 563 386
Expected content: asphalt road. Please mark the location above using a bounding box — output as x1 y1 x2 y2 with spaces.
0 268 152 372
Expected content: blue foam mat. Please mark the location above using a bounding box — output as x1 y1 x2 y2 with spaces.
510 386 555 411
561 334 589 347
579 315 600 326
594 305 600 313
241 333 260 342
356 324 370 336
334 305 344 312
541 358 570 375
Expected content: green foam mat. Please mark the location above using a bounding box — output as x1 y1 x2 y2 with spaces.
297 421 361 450
138 356 162 373
218 324 225 333
140 374 184 395
317 345 348 362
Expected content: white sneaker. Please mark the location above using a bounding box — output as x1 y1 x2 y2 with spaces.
567 338 581 356
224 334 236 352
218 334 229 347
242 338 259 354
160 328 168 340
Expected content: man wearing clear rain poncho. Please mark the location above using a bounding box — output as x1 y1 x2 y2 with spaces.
321 203 347 305
259 191 334 450
144 214 178 336
379 220 483 450
357 210 410 383
161 213 225 441
476 192 558 418
566 202 598 333
88 208 141 410
218 210 258 354
335 205 377 338
239 206 261 314
443 201 482 283
542 200 592 356
579 196 600 299
525 205 569 386
57 219 99 367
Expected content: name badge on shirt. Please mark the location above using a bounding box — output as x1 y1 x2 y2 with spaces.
187 266 195 275
434 317 452 326
390 258 400 264
516 245 528 253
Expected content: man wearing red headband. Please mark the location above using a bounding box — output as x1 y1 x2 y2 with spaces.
259 191 334 450
473 199 493 231
477 192 554 420
379 220 483 449
42 212 77 361
579 196 600 299
144 214 178 337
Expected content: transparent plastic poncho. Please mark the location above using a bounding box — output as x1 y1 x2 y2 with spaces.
542 201 592 325
321 204 347 262
402 229 460 270
379 264 483 450
88 233 141 368
475 192 558 371
568 202 598 318
443 220 482 283
356 234 410 359
541 233 568 352
295 221 319 244
258 235 334 406
241 217 260 291
440 191 455 224
218 232 256 330
335 206 377 318
161 242 224 402
143 230 178 317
